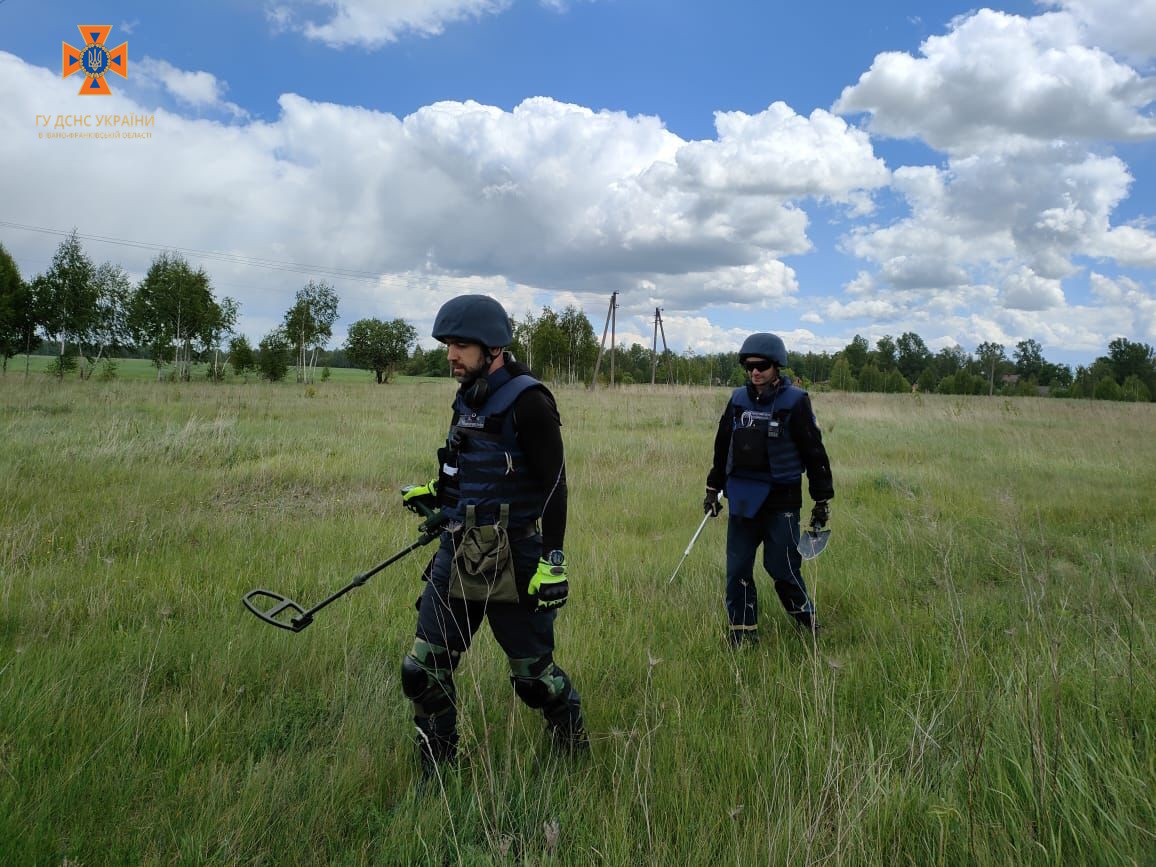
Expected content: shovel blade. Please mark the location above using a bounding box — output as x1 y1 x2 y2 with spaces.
797 528 831 560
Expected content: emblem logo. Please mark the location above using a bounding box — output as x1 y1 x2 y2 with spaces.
62 25 128 96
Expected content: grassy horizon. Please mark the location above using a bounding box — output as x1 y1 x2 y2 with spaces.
0 377 1152 865
3 353 419 385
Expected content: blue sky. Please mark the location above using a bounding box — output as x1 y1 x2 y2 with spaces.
1 0 1154 366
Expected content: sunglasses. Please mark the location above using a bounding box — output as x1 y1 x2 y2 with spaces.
743 359 774 372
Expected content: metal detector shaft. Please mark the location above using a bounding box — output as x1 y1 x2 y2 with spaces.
668 513 712 584
243 509 446 632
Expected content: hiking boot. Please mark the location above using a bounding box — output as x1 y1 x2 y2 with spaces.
415 719 458 781
728 628 760 648
547 721 590 756
793 613 822 639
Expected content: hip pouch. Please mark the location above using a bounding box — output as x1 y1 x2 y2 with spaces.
449 504 520 603
731 425 769 471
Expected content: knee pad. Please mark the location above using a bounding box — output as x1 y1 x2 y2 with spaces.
509 654 569 710
401 639 459 717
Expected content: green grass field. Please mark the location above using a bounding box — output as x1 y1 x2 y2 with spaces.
5 354 389 384
1 375 1152 865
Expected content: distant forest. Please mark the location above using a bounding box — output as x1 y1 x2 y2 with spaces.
3 233 1153 401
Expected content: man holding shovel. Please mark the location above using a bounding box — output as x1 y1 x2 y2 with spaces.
703 332 834 646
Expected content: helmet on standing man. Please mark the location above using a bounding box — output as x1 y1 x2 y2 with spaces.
738 332 788 367
431 294 514 347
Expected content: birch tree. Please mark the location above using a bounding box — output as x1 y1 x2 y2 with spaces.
976 341 1006 396
130 253 221 381
284 280 338 384
0 243 40 375
38 231 97 378
81 262 132 377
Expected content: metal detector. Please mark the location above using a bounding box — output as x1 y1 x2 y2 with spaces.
242 506 447 633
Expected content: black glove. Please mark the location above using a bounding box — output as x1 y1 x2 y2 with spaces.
703 488 723 517
810 500 830 530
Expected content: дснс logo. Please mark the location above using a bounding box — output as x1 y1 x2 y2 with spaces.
62 25 128 96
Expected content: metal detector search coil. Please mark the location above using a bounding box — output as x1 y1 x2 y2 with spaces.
242 589 314 632
241 506 447 634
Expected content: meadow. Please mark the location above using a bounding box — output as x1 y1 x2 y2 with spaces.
0 370 1152 865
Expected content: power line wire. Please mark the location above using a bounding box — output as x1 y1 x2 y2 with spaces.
0 219 415 286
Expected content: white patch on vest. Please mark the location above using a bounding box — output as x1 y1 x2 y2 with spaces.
739 410 775 427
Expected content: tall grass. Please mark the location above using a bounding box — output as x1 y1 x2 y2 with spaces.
0 378 1152 864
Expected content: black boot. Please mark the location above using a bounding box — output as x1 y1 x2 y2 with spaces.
728 626 760 647
544 692 589 755
793 611 821 638
415 714 458 781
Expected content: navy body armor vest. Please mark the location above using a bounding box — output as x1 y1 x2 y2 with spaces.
439 367 546 528
724 379 806 518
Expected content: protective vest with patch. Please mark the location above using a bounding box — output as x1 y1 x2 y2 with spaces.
438 367 546 602
724 379 806 518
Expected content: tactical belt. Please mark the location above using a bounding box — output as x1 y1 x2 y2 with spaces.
447 522 538 542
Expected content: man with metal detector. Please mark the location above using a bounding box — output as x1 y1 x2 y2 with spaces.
703 332 834 646
399 294 587 779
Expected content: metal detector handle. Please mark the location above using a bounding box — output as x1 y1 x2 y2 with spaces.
413 503 449 539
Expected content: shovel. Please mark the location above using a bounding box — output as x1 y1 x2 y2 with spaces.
797 526 831 560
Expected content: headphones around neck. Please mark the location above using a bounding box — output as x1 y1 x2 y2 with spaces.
463 375 489 409
462 348 502 408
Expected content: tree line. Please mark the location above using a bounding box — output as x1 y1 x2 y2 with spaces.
793 332 1154 401
0 234 417 383
3 233 1152 400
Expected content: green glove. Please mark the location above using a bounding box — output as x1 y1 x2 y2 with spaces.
527 550 569 612
401 479 438 516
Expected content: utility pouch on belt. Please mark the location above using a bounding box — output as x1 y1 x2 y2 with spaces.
449 504 519 603
731 425 769 471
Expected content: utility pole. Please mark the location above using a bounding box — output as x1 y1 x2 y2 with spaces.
591 291 618 388
657 308 673 385
610 293 617 387
651 307 673 385
651 308 660 385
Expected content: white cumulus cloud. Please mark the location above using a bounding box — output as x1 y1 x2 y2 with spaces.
135 58 248 118
1048 0 1156 65
833 8 1156 155
0 51 887 343
268 0 509 47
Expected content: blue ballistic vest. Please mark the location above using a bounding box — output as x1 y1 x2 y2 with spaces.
724 379 806 518
440 367 546 528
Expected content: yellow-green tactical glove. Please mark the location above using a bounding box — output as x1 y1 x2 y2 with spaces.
527 550 568 612
401 479 438 516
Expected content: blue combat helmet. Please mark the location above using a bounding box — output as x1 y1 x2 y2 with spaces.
431 294 514 347
738 332 788 367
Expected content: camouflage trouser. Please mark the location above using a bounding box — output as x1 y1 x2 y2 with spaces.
402 532 584 767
